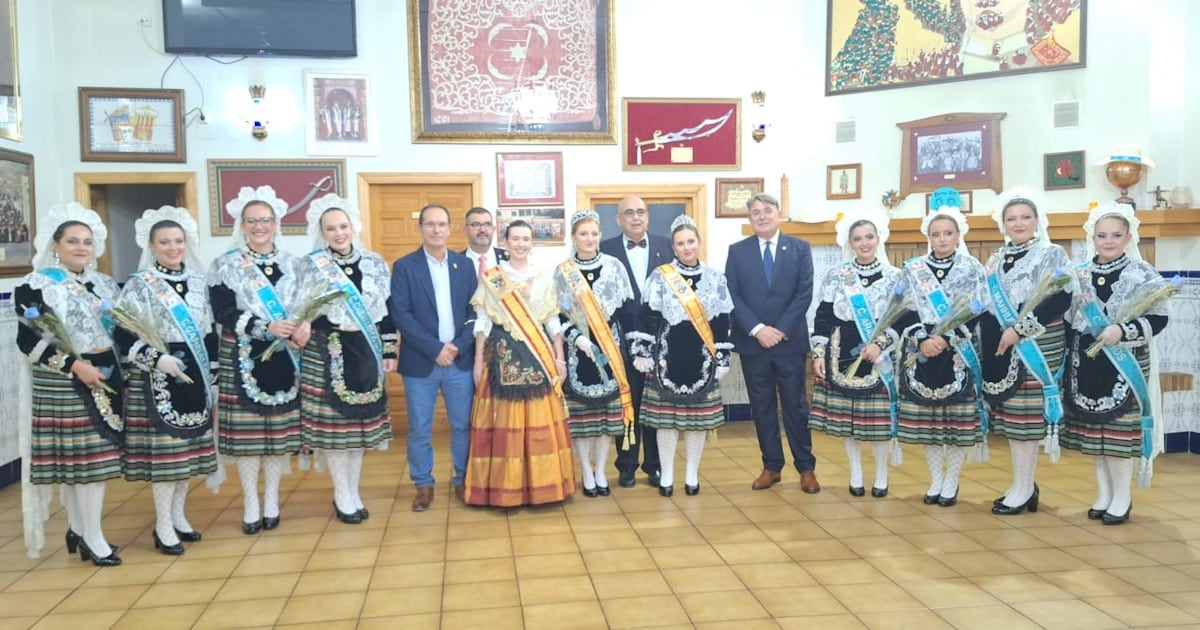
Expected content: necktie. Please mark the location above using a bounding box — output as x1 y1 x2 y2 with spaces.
627 238 647 249
477 254 487 279
763 241 774 287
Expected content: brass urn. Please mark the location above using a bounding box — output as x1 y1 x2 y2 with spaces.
1105 160 1144 204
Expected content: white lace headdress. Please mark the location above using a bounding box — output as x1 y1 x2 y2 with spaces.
225 185 288 250
305 193 363 252
135 206 205 272
1083 200 1142 262
834 207 890 262
994 185 1049 243
921 206 971 257
32 202 108 271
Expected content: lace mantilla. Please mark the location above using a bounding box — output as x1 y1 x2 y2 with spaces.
296 249 390 329
819 261 902 324
1068 259 1168 336
24 269 120 352
643 261 733 326
206 249 301 324
905 254 988 326
117 268 213 345
553 253 634 319
984 240 1072 307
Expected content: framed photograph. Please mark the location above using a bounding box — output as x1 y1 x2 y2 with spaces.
407 0 615 144
78 87 186 162
898 112 1005 200
0 148 33 276
925 190 974 214
826 163 862 200
715 178 764 218
304 69 376 156
496 152 563 207
0 0 20 141
576 184 707 257
495 207 565 246
207 159 347 236
623 98 741 171
1044 150 1086 190
825 0 1087 95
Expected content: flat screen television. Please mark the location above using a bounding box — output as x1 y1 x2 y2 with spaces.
162 0 357 58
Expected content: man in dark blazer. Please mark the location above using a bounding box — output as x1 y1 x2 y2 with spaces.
462 206 508 278
725 193 820 494
599 195 673 488
389 204 479 511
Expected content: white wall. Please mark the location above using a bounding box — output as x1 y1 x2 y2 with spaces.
20 0 1200 276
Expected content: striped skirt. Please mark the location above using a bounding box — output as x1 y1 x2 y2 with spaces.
989 323 1065 441
216 333 300 457
811 377 892 441
640 380 725 432
1061 409 1142 458
122 367 217 483
464 362 576 507
897 398 981 446
29 365 122 485
299 334 392 451
564 393 624 439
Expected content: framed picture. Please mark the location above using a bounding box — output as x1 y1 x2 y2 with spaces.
623 98 741 171
496 152 563 207
0 0 20 141
407 0 615 144
1044 150 1086 190
826 163 862 200
898 112 1005 200
78 87 186 162
715 178 764 218
303 69 376 156
207 159 347 236
0 148 33 276
576 184 707 257
925 190 974 214
495 207 565 246
825 0 1087 95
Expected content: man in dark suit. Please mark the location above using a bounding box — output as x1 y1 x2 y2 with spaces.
599 195 672 488
725 193 820 494
462 207 508 278
389 204 479 511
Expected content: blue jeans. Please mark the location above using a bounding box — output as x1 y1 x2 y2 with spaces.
403 366 473 488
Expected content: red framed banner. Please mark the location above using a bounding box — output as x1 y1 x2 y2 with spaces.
622 98 741 171
898 112 1005 200
496 152 564 207
207 159 347 236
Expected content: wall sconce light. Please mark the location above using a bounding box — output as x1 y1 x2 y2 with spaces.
248 85 268 140
750 90 766 142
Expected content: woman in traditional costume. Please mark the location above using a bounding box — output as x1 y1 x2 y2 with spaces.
552 209 635 498
16 203 124 565
896 200 989 506
628 215 733 497
1062 202 1169 525
115 207 216 555
292 194 396 524
464 220 574 506
810 209 902 498
206 186 301 534
980 186 1073 515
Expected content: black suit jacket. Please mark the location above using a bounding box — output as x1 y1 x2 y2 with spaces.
599 233 672 305
725 233 813 356
462 246 509 261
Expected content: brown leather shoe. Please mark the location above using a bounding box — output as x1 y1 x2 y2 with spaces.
453 483 465 503
751 469 782 490
800 471 822 494
411 486 434 512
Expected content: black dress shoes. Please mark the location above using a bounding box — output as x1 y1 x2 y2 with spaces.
243 520 263 535
1102 505 1131 525
938 493 957 507
1087 508 1106 520
658 485 673 497
648 471 662 488
923 494 940 505
334 501 363 524
153 531 185 556
358 507 370 520
848 486 865 497
596 485 611 496
175 528 202 542
995 482 1038 507
79 540 122 566
262 515 280 530
65 529 81 554
992 487 1039 515
582 485 599 498
617 472 637 488
685 484 700 496
871 486 888 499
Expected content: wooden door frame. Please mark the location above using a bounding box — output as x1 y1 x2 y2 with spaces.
576 183 707 255
356 172 484 250
73 171 200 274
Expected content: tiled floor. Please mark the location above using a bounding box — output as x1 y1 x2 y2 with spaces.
2 422 1200 629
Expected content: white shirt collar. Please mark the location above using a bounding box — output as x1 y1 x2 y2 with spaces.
757 230 780 247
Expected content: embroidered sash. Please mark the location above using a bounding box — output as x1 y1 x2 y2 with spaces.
40 268 115 340
232 250 298 371
483 266 558 383
986 272 1063 424
838 266 898 424
1076 266 1154 460
138 270 213 406
905 259 987 431
309 249 383 375
658 263 716 356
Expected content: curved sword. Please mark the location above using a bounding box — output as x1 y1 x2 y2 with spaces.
634 108 733 165
284 175 335 217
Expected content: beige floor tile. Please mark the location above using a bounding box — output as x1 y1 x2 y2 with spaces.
1106 565 1200 593
695 523 770 544
511 532 578 555
600 594 689 629
1040 569 1143 598
755 586 848 617
80 561 171 588
804 558 889 585
156 556 241 582
246 533 321 555
1000 547 1094 572
446 519 510 541
443 557 517 584
731 561 816 589
1084 593 1199 627
515 551 587 578
442 536 512 561
523 600 608 629
369 561 443 589
575 528 645 552
856 609 954 629
900 576 1000 609
277 591 366 624
116 604 206 628
356 613 440 630
212 573 301 602
969 573 1076 603
1158 591 1200 617
590 569 672 599
711 541 790 564
5 567 95 592
827 582 925 613
678 589 769 622
306 546 380 570
231 551 311 577
1011 599 1127 630
636 525 706 548
292 566 372 595
51 584 149 613
840 534 924 558
375 541 446 566
442 579 520 610
31 610 123 630
360 586 442 617
777 613 864 628
440 606 524 630
649 544 728 569
192 597 288 629
961 527 1050 550
1123 540 1200 565
517 574 596 606
661 565 745 593
937 550 1027 577
776 538 858 562
1060 543 1157 569
132 578 225 607
934 605 1041 629
314 527 385 550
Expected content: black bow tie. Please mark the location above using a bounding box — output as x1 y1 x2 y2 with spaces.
627 238 647 249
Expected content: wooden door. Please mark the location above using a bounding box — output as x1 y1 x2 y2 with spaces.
361 174 482 434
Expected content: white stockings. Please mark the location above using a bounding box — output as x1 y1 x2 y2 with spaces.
924 445 945 497
843 438 864 489
683 431 706 488
574 436 596 490
74 482 113 556
1105 456 1133 517
657 429 679 488
869 440 890 491
235 456 261 524
323 450 357 515
152 482 180 546
1001 439 1040 508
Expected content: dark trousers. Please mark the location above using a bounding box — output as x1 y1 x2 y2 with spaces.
614 368 660 476
740 350 816 473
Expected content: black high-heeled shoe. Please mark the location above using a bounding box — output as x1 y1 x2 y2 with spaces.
848 486 865 497
658 485 674 497
1102 504 1131 525
871 486 888 499
582 485 599 498
938 493 958 507
992 487 1039 515
174 528 202 542
685 484 700 496
65 529 81 554
923 493 940 505
153 531 185 556
78 540 122 567
1087 508 1106 520
262 515 280 530
994 482 1038 507
357 507 370 520
596 485 611 497
242 520 263 535
333 500 363 524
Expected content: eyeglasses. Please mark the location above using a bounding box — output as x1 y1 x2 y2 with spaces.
242 217 276 226
467 222 493 229
621 208 648 218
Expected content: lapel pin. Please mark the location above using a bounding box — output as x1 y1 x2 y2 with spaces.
452 263 458 269
781 245 787 251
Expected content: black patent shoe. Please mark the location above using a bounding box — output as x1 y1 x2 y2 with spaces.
581 485 599 498
617 472 637 488
648 471 662 488
262 515 280 530
923 494 940 505
658 485 674 497
242 520 263 535
1087 508 1106 520
848 486 865 497
357 507 370 520
685 484 700 496
175 528 202 542
992 489 1039 515
596 485 611 497
938 493 958 507
1102 505 1131 525
153 531 185 556
65 529 81 554
871 486 888 499
994 482 1038 507
333 501 363 525
79 540 122 567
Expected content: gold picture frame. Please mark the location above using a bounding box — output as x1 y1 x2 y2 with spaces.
0 0 20 141
826 163 862 200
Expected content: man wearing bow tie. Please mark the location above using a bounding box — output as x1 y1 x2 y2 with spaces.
600 195 672 488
